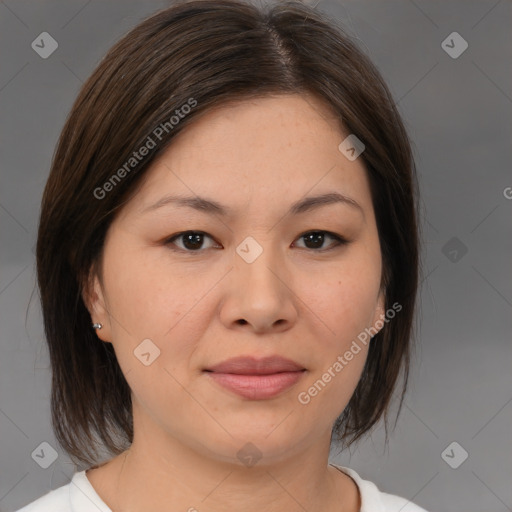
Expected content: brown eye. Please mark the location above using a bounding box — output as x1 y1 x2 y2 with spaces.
165 231 218 252
293 231 347 251
164 230 347 254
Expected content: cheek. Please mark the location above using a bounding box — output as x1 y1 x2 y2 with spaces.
103 248 213 376
102 254 200 407
302 253 381 343
104 246 191 330
296 338 369 423
298 249 380 414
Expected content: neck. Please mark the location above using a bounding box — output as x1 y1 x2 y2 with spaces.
87 429 359 512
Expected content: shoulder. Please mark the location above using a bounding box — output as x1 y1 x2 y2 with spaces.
13 470 112 512
13 482 70 512
378 490 430 512
331 464 429 512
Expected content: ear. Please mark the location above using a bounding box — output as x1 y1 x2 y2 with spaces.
81 267 112 343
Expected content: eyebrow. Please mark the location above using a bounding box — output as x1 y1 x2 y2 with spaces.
142 191 364 218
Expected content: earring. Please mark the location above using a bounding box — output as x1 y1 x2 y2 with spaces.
92 323 103 330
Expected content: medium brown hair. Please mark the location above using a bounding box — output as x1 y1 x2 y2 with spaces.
36 0 421 467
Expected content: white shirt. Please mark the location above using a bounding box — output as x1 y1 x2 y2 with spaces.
15 464 429 512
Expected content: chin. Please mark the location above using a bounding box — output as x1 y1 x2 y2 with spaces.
202 421 311 466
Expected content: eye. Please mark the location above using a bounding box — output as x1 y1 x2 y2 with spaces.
293 230 348 252
164 230 347 253
164 231 219 252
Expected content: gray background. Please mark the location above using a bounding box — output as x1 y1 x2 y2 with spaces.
1 1 511 511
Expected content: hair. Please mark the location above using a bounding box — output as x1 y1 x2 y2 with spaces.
36 0 422 467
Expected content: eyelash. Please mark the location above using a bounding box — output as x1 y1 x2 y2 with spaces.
163 230 348 254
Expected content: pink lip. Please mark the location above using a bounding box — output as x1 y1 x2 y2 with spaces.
206 355 305 374
204 356 306 400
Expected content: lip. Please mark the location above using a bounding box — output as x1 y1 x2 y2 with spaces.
205 355 305 374
204 356 306 400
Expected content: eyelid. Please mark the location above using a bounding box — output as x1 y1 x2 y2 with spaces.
292 230 348 250
164 230 349 253
164 231 219 251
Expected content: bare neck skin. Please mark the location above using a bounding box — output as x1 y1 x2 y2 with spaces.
86 416 360 512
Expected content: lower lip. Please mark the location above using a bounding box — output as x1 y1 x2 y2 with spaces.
206 371 305 400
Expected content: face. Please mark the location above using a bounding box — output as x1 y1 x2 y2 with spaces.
85 94 385 465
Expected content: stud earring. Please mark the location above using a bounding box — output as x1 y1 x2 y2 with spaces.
92 323 103 330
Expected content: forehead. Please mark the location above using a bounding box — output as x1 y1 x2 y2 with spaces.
167 93 345 163
123 94 373 219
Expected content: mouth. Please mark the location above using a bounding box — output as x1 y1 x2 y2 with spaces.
203 355 307 400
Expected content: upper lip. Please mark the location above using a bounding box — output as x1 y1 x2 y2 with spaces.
204 356 305 375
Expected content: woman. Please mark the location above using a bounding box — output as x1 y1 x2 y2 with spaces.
18 0 426 510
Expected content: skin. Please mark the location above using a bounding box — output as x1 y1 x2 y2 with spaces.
84 93 385 512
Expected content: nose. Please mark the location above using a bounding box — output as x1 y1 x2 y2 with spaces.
219 243 298 334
